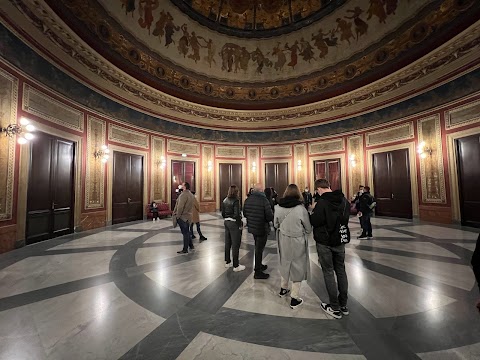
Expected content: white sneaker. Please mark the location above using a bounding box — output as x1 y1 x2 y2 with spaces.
233 264 245 272
225 262 233 268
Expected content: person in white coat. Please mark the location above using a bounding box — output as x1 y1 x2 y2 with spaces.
274 184 313 309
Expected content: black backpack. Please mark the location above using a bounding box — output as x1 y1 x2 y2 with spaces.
327 198 350 247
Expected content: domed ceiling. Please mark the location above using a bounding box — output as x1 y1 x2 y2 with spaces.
2 0 479 132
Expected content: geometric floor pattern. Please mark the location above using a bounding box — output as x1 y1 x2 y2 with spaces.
0 213 479 360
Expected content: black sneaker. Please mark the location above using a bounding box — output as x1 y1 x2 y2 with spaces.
200 236 207 241
177 250 188 254
358 234 368 240
191 235 196 239
261 264 268 271
321 303 342 319
189 246 195 250
340 306 350 316
367 235 373 239
254 272 270 279
279 288 290 298
290 298 304 309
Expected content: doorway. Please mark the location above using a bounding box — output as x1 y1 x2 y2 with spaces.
112 151 144 225
314 159 342 191
219 163 242 205
265 162 289 196
456 134 480 227
26 132 75 244
171 160 196 210
373 148 413 218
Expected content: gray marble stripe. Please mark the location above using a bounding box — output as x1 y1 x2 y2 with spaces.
186 252 254 314
434 242 476 259
29 246 125 255
351 245 468 265
0 272 114 312
346 257 471 301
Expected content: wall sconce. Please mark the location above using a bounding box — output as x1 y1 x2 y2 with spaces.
349 154 357 167
94 144 110 163
207 160 213 172
417 141 432 159
159 155 166 169
297 160 302 171
0 117 35 144
173 175 177 183
181 153 187 158
251 161 256 173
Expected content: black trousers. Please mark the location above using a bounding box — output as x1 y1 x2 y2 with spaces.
253 234 268 272
224 221 242 267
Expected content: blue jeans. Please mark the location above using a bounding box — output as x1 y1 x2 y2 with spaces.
316 243 348 311
178 218 193 251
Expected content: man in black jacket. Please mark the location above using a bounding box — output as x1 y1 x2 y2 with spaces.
302 187 313 209
310 178 350 319
472 233 480 312
243 183 274 279
358 186 375 239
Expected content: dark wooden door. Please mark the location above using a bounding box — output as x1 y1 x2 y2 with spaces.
314 159 341 190
112 152 144 225
219 163 242 204
373 149 412 218
457 134 480 227
26 132 75 244
265 163 289 196
171 160 196 210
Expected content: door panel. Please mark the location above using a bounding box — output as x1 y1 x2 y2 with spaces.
457 134 480 227
219 164 242 205
171 160 196 210
112 152 144 225
26 132 75 244
265 163 288 196
373 149 412 218
314 159 342 191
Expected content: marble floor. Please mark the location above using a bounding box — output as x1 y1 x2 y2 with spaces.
0 214 479 360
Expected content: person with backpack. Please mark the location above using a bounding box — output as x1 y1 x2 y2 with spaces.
310 178 350 319
357 186 376 240
274 184 312 309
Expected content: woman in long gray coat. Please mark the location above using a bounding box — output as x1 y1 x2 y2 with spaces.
274 184 312 309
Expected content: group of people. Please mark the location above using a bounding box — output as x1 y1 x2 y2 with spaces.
222 179 350 318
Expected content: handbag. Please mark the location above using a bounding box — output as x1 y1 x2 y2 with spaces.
172 216 178 228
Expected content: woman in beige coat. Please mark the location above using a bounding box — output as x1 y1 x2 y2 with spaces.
274 184 312 309
190 191 207 241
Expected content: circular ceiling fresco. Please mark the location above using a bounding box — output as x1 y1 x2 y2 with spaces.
33 0 480 113
170 0 346 38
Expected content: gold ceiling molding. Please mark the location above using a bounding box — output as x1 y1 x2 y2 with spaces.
1 0 480 130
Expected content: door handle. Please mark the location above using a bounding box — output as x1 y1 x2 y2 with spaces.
52 202 57 210
391 193 395 199
127 197 131 203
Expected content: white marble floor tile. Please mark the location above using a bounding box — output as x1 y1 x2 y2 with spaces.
352 249 475 290
199 214 221 221
145 250 249 298
223 254 330 320
177 332 366 360
50 231 146 250
353 241 460 258
135 245 184 266
367 228 414 238
117 220 173 230
27 282 163 360
311 254 456 318
454 243 476 251
397 225 478 240
0 251 116 299
0 306 47 360
417 342 480 360
144 232 184 244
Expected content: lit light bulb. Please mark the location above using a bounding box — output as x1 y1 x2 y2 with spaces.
351 161 357 167
24 133 34 140
25 124 35 132
181 153 187 157
349 155 355 161
420 152 427 159
103 155 109 160
20 117 29 126
101 145 108 150
17 137 27 145
101 158 108 163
